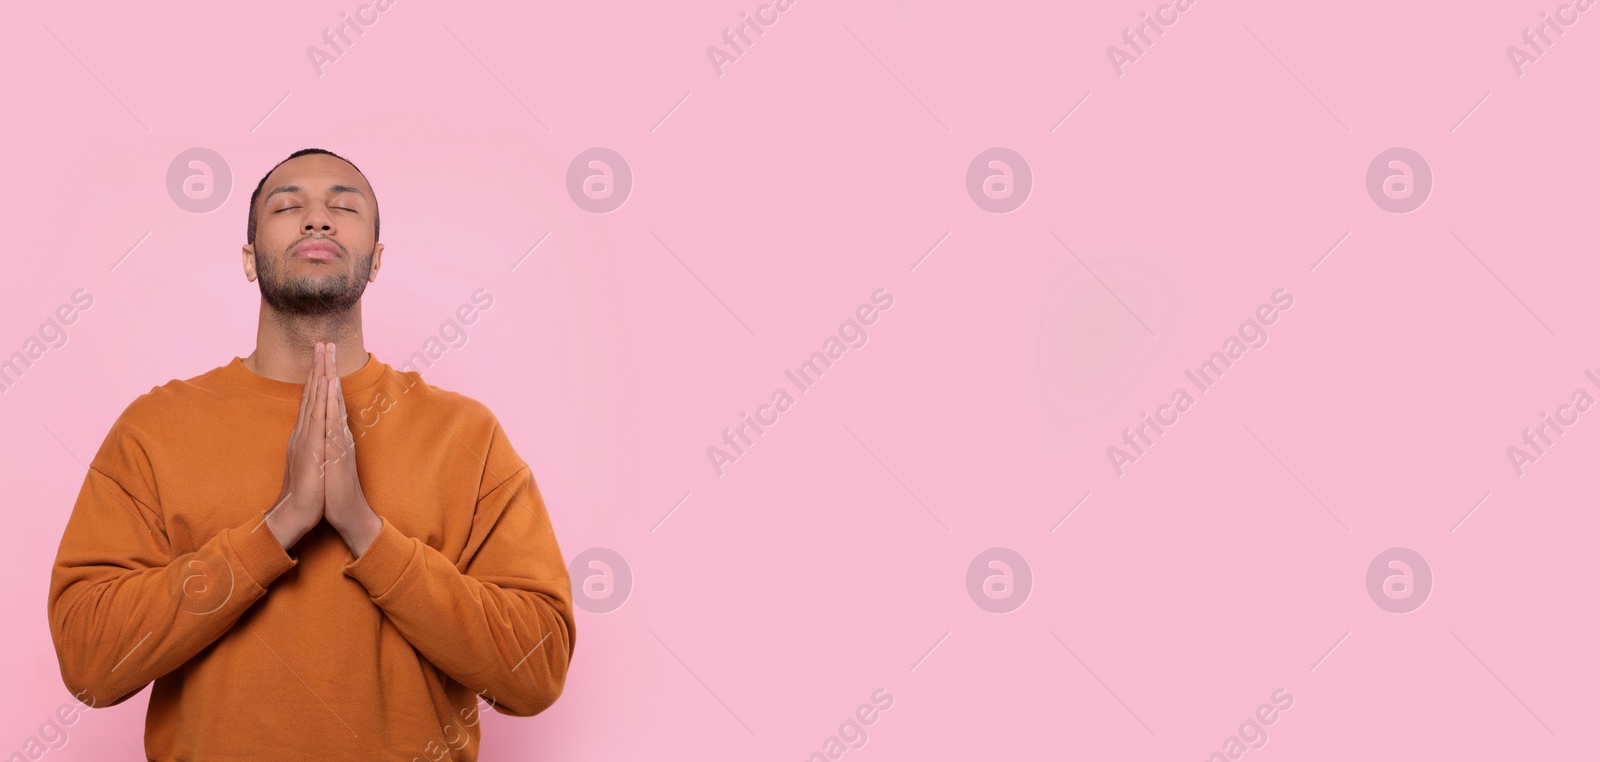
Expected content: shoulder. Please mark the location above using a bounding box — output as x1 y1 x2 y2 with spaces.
87 366 222 502
114 361 237 426
377 365 504 436
380 369 528 481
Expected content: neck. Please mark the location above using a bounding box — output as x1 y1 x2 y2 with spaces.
243 300 369 381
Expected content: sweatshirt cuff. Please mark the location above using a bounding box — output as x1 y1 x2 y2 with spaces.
342 516 415 597
223 511 299 590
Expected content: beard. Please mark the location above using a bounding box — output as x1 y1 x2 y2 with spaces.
254 242 373 316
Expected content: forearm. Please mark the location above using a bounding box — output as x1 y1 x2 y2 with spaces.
342 517 574 716
49 495 298 707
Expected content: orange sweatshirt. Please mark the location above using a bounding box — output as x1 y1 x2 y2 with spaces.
46 353 575 761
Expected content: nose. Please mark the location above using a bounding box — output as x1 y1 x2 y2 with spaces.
302 204 334 234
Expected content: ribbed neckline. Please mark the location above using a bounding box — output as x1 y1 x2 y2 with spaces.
223 352 389 401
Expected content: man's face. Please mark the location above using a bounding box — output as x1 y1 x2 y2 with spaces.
242 153 383 316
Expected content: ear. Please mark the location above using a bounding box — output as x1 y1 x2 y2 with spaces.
368 241 384 282
242 242 259 282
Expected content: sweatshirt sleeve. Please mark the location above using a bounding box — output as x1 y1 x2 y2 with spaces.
340 419 576 717
47 416 300 708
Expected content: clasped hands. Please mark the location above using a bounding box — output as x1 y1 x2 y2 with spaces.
265 342 382 557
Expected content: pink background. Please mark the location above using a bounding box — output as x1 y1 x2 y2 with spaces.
2 0 1597 759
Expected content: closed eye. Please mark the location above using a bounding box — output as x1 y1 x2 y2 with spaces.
275 206 357 212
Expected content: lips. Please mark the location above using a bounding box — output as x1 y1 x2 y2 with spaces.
292 239 341 260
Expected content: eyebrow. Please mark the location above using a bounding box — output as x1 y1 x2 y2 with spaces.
263 184 367 203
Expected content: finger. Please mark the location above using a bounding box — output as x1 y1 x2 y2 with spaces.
326 374 345 464
337 386 357 464
323 345 341 463
341 388 355 452
329 344 349 451
334 372 351 441
321 344 336 457
312 353 328 458
325 374 336 442
298 343 320 434
303 343 322 426
322 390 336 468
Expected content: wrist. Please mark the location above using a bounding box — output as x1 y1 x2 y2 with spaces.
341 508 383 557
265 508 304 551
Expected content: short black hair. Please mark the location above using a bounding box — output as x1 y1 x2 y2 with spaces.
246 148 379 247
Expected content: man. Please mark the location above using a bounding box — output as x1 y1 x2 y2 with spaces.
46 148 575 761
